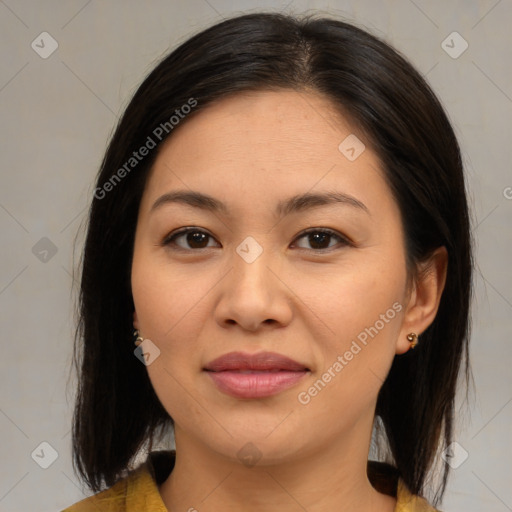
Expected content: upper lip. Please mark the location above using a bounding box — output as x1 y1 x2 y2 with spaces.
204 351 309 372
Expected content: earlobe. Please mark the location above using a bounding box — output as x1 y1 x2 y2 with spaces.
133 310 140 330
396 246 448 354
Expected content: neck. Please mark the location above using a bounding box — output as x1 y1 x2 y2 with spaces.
159 413 396 512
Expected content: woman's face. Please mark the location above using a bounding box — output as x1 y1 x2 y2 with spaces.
131 89 413 464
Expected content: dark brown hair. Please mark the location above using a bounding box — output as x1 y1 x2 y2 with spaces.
70 11 472 506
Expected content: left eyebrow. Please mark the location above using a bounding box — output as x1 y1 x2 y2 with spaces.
276 191 370 218
149 190 370 217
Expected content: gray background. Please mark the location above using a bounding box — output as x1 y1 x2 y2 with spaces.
0 1 511 511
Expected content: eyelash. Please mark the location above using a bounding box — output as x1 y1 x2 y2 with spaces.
161 227 352 253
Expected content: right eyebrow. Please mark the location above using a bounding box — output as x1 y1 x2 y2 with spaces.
150 191 228 215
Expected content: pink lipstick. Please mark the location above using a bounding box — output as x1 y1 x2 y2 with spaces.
204 351 309 399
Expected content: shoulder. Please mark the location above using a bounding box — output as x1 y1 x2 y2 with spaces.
60 474 131 512
61 451 173 512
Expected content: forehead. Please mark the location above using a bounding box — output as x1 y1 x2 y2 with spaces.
139 89 397 222
145 89 378 182
156 89 357 165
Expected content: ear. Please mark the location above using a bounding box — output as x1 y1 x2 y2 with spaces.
396 246 448 354
133 310 140 330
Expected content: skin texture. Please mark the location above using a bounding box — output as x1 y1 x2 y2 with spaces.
131 89 447 512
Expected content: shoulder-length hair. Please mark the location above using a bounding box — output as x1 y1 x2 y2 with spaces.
71 11 472 505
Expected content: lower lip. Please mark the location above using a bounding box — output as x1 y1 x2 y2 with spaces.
206 370 308 399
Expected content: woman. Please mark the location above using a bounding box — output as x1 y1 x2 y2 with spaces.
63 11 472 512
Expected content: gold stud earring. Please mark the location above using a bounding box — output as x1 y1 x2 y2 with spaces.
133 329 143 347
407 332 418 349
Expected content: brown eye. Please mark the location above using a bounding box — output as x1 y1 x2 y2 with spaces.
163 228 220 250
292 229 350 251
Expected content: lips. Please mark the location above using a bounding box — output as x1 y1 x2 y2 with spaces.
204 351 310 399
204 351 309 372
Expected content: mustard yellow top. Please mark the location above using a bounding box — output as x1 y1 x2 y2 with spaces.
62 451 440 511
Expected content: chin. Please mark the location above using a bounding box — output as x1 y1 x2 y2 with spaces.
202 430 311 469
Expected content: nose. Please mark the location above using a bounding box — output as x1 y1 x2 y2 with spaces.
214 246 293 332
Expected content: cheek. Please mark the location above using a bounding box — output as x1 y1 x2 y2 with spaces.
131 250 223 402
131 253 212 422
293 306 402 438
131 248 215 340
295 253 406 343
291 257 405 409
